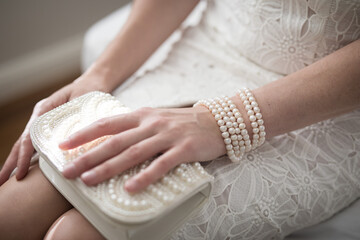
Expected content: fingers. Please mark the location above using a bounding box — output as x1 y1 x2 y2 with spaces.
59 114 139 150
62 126 155 178
80 135 170 186
124 147 186 193
0 140 21 186
16 131 35 180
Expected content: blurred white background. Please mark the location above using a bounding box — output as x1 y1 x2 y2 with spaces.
0 0 129 105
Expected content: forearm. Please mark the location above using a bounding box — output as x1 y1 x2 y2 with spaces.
233 40 360 139
86 0 200 91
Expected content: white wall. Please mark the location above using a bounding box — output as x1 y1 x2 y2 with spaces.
0 0 129 105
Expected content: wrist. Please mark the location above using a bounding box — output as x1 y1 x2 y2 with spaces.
77 63 125 93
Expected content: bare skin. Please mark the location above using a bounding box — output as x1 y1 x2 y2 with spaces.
0 0 359 238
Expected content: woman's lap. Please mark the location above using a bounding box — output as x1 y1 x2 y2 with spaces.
173 109 360 239
0 165 72 239
1 110 359 239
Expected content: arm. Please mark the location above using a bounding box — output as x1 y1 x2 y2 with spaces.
232 39 360 140
0 0 199 185
87 0 200 90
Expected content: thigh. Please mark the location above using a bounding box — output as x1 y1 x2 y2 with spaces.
45 208 105 240
0 164 72 239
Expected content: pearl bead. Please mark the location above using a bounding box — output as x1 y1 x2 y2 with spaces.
228 128 235 134
230 116 236 122
124 199 131 208
175 168 183 175
237 135 243 141
239 123 246 129
235 128 241 134
251 101 258 107
229 104 236 110
255 113 262 119
226 144 233 150
220 126 227 132
259 131 266 137
217 120 225 126
249 115 257 122
232 140 239 146
237 117 244 123
253 107 260 113
253 128 259 134
224 107 230 112
253 134 259 140
223 116 230 122
226 122 233 128
244 100 250 105
117 198 124 204
140 200 148 207
222 132 230 138
259 125 265 131
227 111 233 117
243 134 250 140
215 114 221 120
247 110 255 116
234 112 241 118
245 104 252 110
251 122 258 128
224 138 231 144
257 119 264 125
232 122 238 128
241 129 248 135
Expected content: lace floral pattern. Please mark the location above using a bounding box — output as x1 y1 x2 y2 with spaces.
203 0 360 75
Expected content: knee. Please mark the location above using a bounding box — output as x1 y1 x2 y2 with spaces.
45 209 105 240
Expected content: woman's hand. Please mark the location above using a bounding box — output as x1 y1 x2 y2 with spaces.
59 106 225 193
0 70 113 186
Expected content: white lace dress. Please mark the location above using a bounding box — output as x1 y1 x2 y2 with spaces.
84 0 360 239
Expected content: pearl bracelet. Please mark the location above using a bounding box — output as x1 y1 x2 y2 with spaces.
237 88 266 148
194 96 250 163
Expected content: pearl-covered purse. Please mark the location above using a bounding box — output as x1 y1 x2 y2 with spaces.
30 91 213 240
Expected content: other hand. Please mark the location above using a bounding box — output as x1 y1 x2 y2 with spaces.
0 71 112 186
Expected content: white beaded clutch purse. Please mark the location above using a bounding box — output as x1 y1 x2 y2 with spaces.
30 91 213 240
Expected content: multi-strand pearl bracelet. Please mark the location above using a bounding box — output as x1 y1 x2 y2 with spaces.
237 88 266 148
194 88 266 163
194 96 253 163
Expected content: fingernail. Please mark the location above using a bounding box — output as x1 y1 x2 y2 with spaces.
62 163 76 178
81 170 96 183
